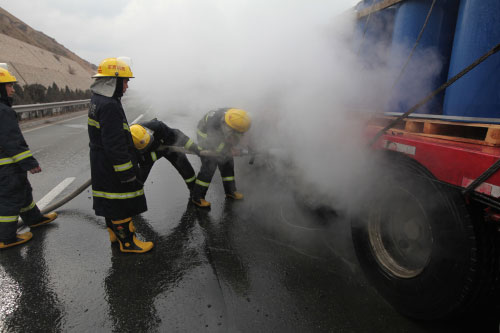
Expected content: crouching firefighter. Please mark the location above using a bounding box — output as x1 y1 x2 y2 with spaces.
0 63 58 249
130 119 202 192
88 57 153 254
191 108 251 208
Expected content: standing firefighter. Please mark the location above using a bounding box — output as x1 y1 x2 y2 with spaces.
130 119 202 191
0 63 57 249
191 108 251 208
88 57 153 254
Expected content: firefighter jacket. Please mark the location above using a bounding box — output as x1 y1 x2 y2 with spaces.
0 100 39 176
196 108 234 155
88 93 146 219
136 119 200 180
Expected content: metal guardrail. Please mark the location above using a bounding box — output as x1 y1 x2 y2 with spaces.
13 99 90 121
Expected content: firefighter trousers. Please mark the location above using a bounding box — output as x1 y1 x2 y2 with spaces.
0 173 45 241
163 150 196 190
191 156 236 200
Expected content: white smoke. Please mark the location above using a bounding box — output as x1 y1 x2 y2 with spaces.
2 0 443 215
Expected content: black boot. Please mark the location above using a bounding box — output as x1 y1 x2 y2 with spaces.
112 218 153 253
29 212 58 228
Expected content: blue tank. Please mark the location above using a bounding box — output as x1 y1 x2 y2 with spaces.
387 0 459 114
354 0 397 69
443 0 500 118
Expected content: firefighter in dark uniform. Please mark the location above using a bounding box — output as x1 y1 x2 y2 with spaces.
88 57 153 254
0 64 58 249
130 119 202 190
191 108 251 208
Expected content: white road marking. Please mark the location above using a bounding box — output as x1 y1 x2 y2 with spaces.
37 177 76 210
63 124 87 129
23 114 88 133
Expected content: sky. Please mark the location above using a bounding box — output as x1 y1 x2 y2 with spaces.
0 0 359 66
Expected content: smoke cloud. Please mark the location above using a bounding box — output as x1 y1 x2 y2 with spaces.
2 0 444 216
121 1 381 214
120 0 441 217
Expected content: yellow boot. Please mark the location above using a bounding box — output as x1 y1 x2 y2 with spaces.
0 232 33 249
107 228 117 243
192 198 211 208
30 212 58 228
226 192 244 200
112 218 153 253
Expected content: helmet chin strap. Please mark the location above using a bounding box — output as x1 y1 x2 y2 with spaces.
113 78 124 98
0 84 12 106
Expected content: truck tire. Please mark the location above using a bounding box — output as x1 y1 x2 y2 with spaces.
351 151 500 320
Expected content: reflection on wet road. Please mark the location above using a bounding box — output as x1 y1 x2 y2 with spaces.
1 113 497 332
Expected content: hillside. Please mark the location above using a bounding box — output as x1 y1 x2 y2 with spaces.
0 7 95 73
0 7 94 91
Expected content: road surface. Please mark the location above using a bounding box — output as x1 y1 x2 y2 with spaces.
0 97 497 332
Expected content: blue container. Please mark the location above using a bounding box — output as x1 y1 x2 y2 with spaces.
387 0 459 114
354 0 397 69
443 0 500 118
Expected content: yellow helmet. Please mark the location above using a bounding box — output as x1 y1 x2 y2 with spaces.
130 124 153 150
0 63 17 83
92 57 134 78
224 108 251 133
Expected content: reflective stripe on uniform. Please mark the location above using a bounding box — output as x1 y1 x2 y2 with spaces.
88 118 100 129
0 150 33 166
184 139 194 150
195 179 210 187
0 215 18 223
88 119 129 132
151 151 158 162
216 142 225 153
20 200 36 213
185 175 196 183
197 129 207 139
92 189 145 200
113 161 133 172
222 176 234 182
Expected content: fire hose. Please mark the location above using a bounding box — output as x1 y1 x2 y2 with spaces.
18 146 256 229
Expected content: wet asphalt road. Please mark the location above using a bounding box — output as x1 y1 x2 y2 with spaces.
0 100 497 332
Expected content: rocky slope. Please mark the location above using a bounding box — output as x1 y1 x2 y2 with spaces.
0 7 94 90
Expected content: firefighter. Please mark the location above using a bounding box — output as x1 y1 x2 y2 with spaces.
130 119 202 190
0 64 58 249
88 57 153 254
191 108 251 208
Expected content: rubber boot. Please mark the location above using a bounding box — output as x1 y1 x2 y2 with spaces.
226 192 244 200
112 218 153 253
105 218 117 243
30 212 58 228
107 228 118 243
0 232 33 249
191 180 211 208
192 198 211 208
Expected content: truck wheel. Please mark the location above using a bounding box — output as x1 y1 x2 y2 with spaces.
351 152 500 320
